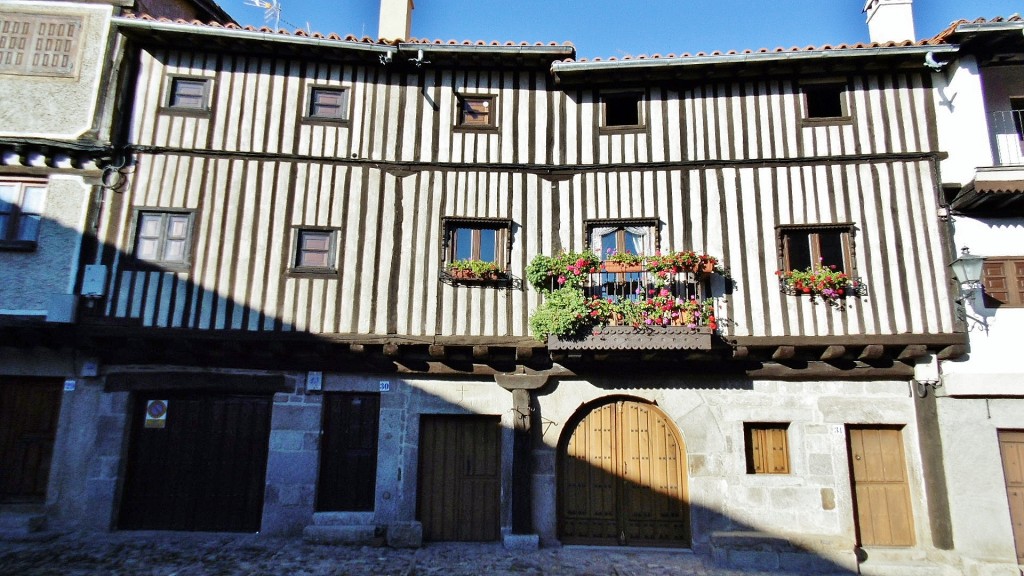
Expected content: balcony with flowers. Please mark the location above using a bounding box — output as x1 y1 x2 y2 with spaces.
526 250 722 351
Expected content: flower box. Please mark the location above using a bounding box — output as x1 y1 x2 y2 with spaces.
602 262 644 273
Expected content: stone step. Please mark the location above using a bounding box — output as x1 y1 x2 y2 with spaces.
857 562 961 576
311 512 375 526
856 548 962 576
0 511 46 534
303 524 379 546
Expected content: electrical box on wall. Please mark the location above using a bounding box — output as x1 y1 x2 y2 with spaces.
81 264 107 297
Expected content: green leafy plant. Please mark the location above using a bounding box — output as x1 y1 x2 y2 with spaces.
603 248 644 266
528 287 592 340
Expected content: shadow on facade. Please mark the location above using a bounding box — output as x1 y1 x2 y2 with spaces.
0 217 855 574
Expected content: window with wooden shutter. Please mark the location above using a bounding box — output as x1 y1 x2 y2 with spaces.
456 95 496 129
982 257 1024 308
745 423 791 474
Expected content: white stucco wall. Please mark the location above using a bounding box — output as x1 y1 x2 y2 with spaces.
942 217 1024 395
0 175 91 314
932 58 993 187
0 1 114 139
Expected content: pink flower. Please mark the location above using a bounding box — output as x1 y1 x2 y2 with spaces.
557 275 567 285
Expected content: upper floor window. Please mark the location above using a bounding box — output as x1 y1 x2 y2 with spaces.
587 219 658 258
0 179 45 250
134 211 193 270
0 13 81 78
166 77 210 112
802 82 848 121
778 224 852 273
601 92 644 129
1010 97 1024 139
441 217 512 284
982 257 1024 308
306 87 349 122
456 95 497 130
292 228 338 273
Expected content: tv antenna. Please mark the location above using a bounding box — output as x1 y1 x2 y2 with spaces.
244 0 282 31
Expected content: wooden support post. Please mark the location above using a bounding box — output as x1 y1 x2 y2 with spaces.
897 344 928 362
732 346 749 360
383 343 400 358
428 344 445 359
515 346 534 362
472 345 489 360
937 344 967 361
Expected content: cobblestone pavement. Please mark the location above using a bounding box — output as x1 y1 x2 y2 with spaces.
0 531 823 576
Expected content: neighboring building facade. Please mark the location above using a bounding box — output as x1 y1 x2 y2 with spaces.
932 15 1024 574
4 2 1020 576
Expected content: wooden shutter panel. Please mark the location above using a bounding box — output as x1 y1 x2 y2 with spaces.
748 425 790 474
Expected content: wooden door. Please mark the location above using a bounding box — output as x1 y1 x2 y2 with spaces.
848 426 915 547
417 416 500 541
119 392 272 532
0 379 62 503
317 393 379 511
560 401 689 547
998 430 1024 563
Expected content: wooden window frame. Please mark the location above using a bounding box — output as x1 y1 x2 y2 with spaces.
162 76 212 116
302 85 350 126
0 178 46 251
600 91 645 133
0 12 82 78
777 223 855 275
981 257 1024 308
441 216 512 270
289 227 339 276
130 209 195 272
801 80 852 126
745 423 791 475
454 94 498 132
584 218 661 255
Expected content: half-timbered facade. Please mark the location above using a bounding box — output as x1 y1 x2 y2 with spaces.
8 1 1010 573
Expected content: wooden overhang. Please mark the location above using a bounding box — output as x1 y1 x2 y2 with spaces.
949 178 1024 214
0 315 968 381
550 44 959 87
114 17 575 70
947 18 1024 67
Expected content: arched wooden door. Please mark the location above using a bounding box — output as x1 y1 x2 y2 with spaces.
559 400 690 547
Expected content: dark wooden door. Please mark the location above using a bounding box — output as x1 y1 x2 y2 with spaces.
560 401 689 547
848 426 915 547
119 392 272 532
998 430 1024 563
0 379 62 503
317 393 379 511
418 416 500 541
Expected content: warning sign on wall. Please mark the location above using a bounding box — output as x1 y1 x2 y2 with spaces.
145 400 168 429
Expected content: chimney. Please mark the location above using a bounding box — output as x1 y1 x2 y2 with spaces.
378 0 414 41
863 0 916 43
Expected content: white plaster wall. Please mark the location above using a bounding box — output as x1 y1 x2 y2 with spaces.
0 1 113 139
942 217 1024 394
935 396 1022 573
530 376 931 553
932 58 993 187
0 175 90 314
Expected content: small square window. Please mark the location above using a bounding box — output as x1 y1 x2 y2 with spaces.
309 87 348 121
982 257 1024 308
294 229 337 271
457 95 495 128
134 211 194 268
778 225 852 274
745 423 790 474
803 83 846 119
168 78 209 110
602 92 643 128
0 179 46 250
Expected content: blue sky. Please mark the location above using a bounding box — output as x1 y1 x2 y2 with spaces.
233 1 1023 59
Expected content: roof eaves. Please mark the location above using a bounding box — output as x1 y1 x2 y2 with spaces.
551 44 959 75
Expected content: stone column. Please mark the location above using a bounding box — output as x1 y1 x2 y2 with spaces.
495 374 549 543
